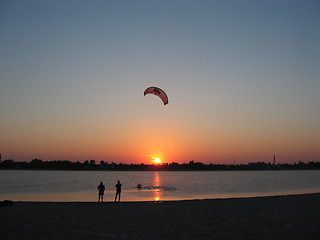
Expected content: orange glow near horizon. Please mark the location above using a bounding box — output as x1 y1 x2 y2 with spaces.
3 110 319 164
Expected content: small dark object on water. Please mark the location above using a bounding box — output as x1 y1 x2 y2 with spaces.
0 200 13 207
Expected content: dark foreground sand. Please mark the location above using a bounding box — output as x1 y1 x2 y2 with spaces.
1 194 320 240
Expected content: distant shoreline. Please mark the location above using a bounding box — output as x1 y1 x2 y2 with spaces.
1 159 320 171
1 168 320 171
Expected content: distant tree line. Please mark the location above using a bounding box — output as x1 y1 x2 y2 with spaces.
1 159 320 171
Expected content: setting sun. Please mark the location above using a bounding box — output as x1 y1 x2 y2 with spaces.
154 158 162 164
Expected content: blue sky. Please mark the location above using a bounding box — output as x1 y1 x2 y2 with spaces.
1 0 319 163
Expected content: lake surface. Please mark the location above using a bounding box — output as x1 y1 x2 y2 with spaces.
0 170 320 202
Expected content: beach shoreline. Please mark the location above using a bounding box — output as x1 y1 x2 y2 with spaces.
2 191 320 203
1 193 320 240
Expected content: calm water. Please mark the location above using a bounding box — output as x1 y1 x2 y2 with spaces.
0 170 319 202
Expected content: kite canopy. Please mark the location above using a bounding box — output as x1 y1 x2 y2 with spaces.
144 86 168 105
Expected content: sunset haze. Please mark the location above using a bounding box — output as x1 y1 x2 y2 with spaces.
1 0 319 164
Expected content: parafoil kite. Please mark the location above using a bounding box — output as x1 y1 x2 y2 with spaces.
144 86 168 105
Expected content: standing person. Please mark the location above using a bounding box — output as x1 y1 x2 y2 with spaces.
114 180 122 202
97 181 105 202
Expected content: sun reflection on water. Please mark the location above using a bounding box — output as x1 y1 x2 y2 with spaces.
153 171 161 201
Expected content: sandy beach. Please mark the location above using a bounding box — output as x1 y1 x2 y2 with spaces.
1 193 320 240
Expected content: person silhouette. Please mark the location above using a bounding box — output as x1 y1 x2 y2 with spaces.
97 181 105 202
114 180 122 202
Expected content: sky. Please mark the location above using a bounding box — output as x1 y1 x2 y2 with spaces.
1 0 319 164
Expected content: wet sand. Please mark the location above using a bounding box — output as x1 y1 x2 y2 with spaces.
1 193 320 240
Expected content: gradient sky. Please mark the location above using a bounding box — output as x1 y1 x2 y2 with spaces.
1 0 319 164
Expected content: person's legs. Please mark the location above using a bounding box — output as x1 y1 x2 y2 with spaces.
115 192 121 202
